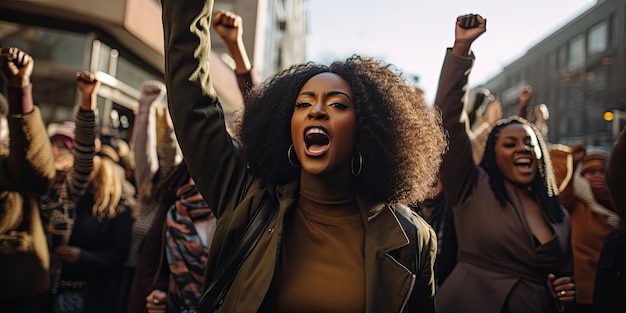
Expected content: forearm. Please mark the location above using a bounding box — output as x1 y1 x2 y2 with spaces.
224 39 252 75
7 85 34 114
132 104 159 189
66 109 97 202
156 128 180 180
518 101 530 118
236 70 260 96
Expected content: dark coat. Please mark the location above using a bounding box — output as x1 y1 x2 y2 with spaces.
593 127 626 313
58 192 133 313
433 50 573 313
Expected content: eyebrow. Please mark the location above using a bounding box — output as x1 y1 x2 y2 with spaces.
299 90 353 101
501 135 531 141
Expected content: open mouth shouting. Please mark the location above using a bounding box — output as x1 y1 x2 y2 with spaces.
513 157 534 174
304 126 330 157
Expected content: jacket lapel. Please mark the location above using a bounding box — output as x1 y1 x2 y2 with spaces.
360 199 415 313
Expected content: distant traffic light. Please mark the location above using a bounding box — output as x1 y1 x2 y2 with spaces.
604 111 614 122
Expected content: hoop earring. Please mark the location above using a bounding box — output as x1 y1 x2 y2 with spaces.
287 144 301 168
351 150 363 177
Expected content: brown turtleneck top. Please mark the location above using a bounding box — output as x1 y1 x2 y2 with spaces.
275 172 365 313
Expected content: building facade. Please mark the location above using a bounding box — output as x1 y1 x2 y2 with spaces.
476 0 626 149
0 0 307 140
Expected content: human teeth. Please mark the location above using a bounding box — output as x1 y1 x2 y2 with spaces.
306 127 327 136
515 158 531 165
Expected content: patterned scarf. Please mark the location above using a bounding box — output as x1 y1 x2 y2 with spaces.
165 183 214 312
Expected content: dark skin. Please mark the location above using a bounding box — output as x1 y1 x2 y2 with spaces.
212 10 252 74
0 47 33 89
452 14 576 311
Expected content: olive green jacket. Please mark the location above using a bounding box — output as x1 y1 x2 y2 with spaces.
162 1 436 312
0 107 55 302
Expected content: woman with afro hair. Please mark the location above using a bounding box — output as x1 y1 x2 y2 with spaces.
433 14 576 313
161 0 445 312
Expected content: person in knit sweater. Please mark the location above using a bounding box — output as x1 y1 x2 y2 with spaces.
0 46 56 312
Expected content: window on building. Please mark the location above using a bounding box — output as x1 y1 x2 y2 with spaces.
558 45 568 72
588 20 608 55
611 15 617 48
548 52 556 72
568 35 585 71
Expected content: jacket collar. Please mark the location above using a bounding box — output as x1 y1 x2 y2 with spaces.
358 197 411 252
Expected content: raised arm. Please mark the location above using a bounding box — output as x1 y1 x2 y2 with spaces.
131 80 166 190
212 10 259 95
517 85 532 119
64 71 98 203
162 0 249 217
0 47 54 194
434 14 486 206
155 107 182 182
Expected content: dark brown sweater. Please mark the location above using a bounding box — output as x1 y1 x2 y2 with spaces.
0 86 55 302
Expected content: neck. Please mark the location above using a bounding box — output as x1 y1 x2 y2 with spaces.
508 181 535 201
299 169 353 205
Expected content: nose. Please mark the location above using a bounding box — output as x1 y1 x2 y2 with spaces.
308 101 328 120
517 143 532 153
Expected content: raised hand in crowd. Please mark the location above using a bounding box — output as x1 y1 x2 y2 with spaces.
434 13 576 313
162 0 443 312
518 85 533 118
0 46 33 89
132 79 168 191
211 10 259 93
76 71 100 111
484 99 502 126
212 10 251 74
0 46 55 311
142 80 166 104
451 14 487 57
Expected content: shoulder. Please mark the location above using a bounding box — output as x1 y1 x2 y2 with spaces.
392 204 436 250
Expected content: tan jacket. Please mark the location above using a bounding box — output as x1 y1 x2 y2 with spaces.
0 107 55 302
161 0 436 311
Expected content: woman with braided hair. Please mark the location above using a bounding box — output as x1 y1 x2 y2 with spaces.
433 13 576 313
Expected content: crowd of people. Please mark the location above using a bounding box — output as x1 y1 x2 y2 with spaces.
0 1 624 313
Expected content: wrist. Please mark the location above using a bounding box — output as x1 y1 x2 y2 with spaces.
7 76 30 88
7 84 34 114
80 96 96 110
452 40 472 56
